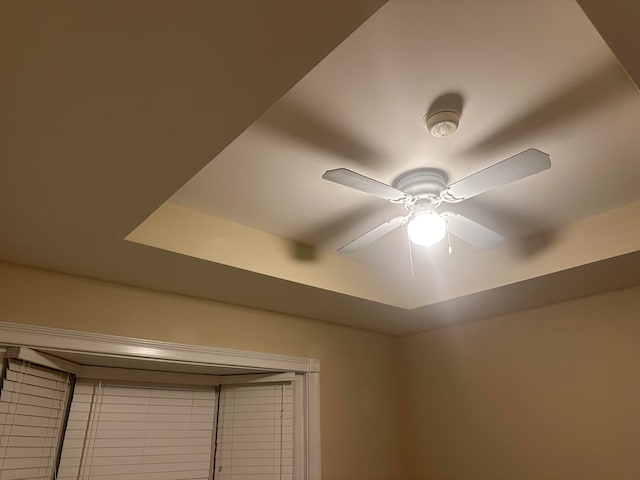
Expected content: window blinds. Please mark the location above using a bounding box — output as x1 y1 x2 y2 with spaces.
57 382 217 480
215 382 294 480
0 359 73 480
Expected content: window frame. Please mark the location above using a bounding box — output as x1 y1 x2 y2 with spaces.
0 321 321 480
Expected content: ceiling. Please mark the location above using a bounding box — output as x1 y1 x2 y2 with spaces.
2 1 639 335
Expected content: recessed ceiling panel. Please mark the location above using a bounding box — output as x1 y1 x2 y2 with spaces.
146 0 640 309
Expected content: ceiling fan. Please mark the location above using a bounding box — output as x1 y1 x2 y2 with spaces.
322 148 551 254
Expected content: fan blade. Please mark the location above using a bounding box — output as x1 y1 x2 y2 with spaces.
442 212 504 249
338 216 408 254
323 168 407 202
445 149 550 201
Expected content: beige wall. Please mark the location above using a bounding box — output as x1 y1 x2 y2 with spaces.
0 261 405 480
3 260 640 479
400 285 640 479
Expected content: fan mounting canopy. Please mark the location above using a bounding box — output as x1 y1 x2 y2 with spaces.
393 168 448 198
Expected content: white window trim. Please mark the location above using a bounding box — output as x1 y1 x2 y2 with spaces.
0 321 321 480
4 345 82 374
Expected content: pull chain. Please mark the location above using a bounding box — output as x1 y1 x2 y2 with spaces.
407 230 415 277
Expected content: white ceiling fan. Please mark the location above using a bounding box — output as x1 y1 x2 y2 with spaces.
322 148 551 254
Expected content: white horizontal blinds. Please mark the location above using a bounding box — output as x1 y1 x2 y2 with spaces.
57 382 217 480
0 359 73 480
0 352 5 400
215 382 294 480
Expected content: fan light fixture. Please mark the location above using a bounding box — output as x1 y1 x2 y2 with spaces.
407 211 447 246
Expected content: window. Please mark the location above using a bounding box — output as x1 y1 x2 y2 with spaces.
216 383 294 479
58 382 218 480
0 322 321 480
0 357 73 480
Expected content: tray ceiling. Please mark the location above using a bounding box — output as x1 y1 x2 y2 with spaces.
2 0 640 334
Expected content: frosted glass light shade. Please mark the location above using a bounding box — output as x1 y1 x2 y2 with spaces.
407 213 446 246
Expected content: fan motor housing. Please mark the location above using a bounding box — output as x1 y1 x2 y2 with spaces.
394 168 448 198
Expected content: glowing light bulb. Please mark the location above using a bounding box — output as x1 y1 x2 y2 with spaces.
408 213 446 246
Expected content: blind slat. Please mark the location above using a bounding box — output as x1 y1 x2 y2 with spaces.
215 383 293 480
57 382 217 479
0 359 72 480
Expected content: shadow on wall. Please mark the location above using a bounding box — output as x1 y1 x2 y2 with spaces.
464 60 635 156
287 203 383 261
426 91 465 120
454 198 561 258
259 100 384 168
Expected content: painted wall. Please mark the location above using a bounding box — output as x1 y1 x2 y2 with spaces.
399 285 640 479
3 260 639 479
0 261 405 480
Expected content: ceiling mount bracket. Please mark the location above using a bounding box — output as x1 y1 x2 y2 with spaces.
393 168 448 199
